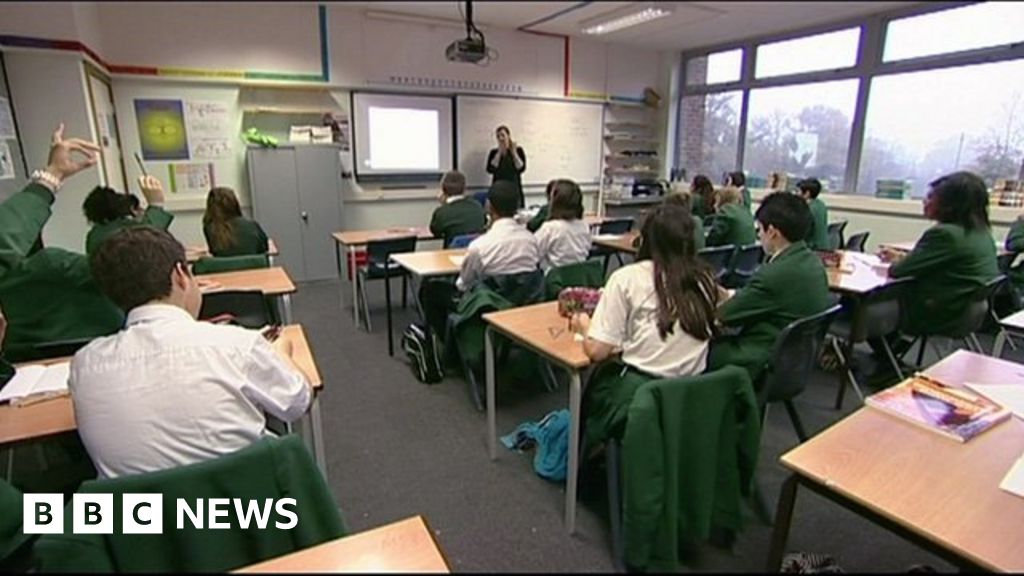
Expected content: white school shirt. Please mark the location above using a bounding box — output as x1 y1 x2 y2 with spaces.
535 218 593 272
588 260 710 378
456 217 540 291
69 304 311 479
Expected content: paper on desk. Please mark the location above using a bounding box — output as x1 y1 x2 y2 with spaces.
999 453 1024 498
593 234 623 241
965 383 1024 420
449 255 465 267
0 362 70 404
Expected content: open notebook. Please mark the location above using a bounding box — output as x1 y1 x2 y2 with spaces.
0 362 70 405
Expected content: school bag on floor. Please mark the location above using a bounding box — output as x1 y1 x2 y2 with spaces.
401 322 444 384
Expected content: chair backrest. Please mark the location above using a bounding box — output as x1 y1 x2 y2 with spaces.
849 277 915 342
697 244 736 278
365 235 418 266
199 289 278 329
32 435 345 573
448 233 480 249
598 218 634 235
192 254 270 275
901 274 1006 339
472 190 489 207
543 260 605 301
844 231 870 253
761 304 842 404
728 243 764 277
826 221 847 250
482 269 545 307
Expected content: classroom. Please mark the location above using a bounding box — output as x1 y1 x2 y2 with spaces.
0 0 1023 573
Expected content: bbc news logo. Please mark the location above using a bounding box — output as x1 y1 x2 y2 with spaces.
24 494 298 534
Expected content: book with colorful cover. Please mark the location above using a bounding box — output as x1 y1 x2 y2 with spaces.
866 374 1011 443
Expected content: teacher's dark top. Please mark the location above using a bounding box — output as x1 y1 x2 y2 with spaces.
486 146 527 207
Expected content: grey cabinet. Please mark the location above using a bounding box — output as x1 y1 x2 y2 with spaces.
246 145 343 282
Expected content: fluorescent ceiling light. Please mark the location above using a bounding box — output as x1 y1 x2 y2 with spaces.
581 5 673 36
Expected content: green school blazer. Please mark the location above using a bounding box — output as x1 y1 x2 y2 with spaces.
1004 218 1024 295
740 187 752 211
527 203 549 233
708 241 831 381
0 184 124 360
706 204 757 248
889 223 998 336
85 206 175 255
429 196 487 247
691 214 706 250
203 217 270 257
805 197 830 250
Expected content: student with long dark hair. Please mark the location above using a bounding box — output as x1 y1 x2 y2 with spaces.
662 192 706 250
570 204 720 447
879 171 998 338
202 187 269 257
535 179 591 271
725 171 751 211
527 179 557 233
690 174 716 219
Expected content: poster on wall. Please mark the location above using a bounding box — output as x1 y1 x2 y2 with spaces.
167 162 215 195
134 99 190 161
0 141 14 180
185 100 232 160
0 97 14 139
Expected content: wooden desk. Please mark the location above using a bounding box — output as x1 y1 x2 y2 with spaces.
0 325 329 477
186 239 280 263
332 227 436 328
235 516 449 573
591 230 639 256
881 240 1011 257
390 249 466 278
993 308 1024 358
483 301 590 534
200 266 297 324
767 350 1024 572
826 250 893 295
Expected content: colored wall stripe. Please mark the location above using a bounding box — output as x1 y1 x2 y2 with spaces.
319 4 330 82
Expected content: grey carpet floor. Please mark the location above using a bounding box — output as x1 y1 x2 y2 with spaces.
289 272 1003 573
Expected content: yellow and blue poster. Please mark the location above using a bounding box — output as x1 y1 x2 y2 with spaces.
134 99 189 161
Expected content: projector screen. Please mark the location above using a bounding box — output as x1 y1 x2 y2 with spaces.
352 93 454 177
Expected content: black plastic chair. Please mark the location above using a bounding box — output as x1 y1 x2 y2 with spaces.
901 274 1006 368
589 218 635 275
199 289 279 329
357 236 418 356
448 233 480 249
843 231 870 253
827 277 914 409
722 243 764 289
757 304 842 442
826 221 847 251
697 244 736 280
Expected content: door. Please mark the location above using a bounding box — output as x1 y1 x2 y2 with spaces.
84 64 127 193
247 147 306 280
295 146 343 281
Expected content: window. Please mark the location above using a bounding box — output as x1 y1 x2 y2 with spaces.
755 28 860 78
678 91 741 181
859 59 1024 197
686 49 742 86
743 80 858 191
884 2 1024 62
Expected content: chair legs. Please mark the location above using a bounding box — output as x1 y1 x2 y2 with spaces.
914 336 928 367
830 338 865 410
357 273 373 332
402 274 408 309
606 440 625 572
783 401 809 443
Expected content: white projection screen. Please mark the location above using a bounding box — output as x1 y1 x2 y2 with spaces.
352 93 454 177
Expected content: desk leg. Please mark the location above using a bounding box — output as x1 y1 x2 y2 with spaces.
486 327 497 460
350 246 360 327
385 264 394 356
310 394 327 481
993 330 1008 358
565 370 582 535
766 473 800 572
281 294 294 325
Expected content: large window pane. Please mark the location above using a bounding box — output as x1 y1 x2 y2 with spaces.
743 80 858 191
884 3 1024 62
686 49 742 86
755 28 859 78
859 60 1024 197
678 91 741 181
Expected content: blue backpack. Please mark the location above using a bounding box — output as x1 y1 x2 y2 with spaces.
500 409 570 482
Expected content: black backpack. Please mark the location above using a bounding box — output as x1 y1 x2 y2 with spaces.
401 322 444 384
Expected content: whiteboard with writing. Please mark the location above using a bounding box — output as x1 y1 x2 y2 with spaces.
456 95 603 188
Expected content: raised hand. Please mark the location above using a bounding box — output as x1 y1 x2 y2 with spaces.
138 175 166 206
45 123 101 183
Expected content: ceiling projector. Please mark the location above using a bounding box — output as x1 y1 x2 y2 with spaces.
446 38 487 63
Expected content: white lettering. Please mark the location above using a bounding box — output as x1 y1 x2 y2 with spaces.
208 498 231 529
232 498 273 529
176 499 203 529
274 498 298 529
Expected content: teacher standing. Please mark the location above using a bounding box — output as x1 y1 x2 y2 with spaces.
486 125 527 208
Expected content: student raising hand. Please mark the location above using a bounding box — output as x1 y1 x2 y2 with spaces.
44 123 101 186
138 175 166 207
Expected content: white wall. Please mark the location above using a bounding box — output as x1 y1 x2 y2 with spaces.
0 3 80 40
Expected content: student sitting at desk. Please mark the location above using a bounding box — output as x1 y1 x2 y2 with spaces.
0 124 124 362
83 177 173 255
203 187 270 257
706 186 757 248
663 192 706 250
708 192 831 382
879 171 998 341
725 171 752 211
535 179 591 272
71 226 311 478
429 170 486 248
797 178 830 251
689 174 715 220
526 179 556 233
570 204 720 447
